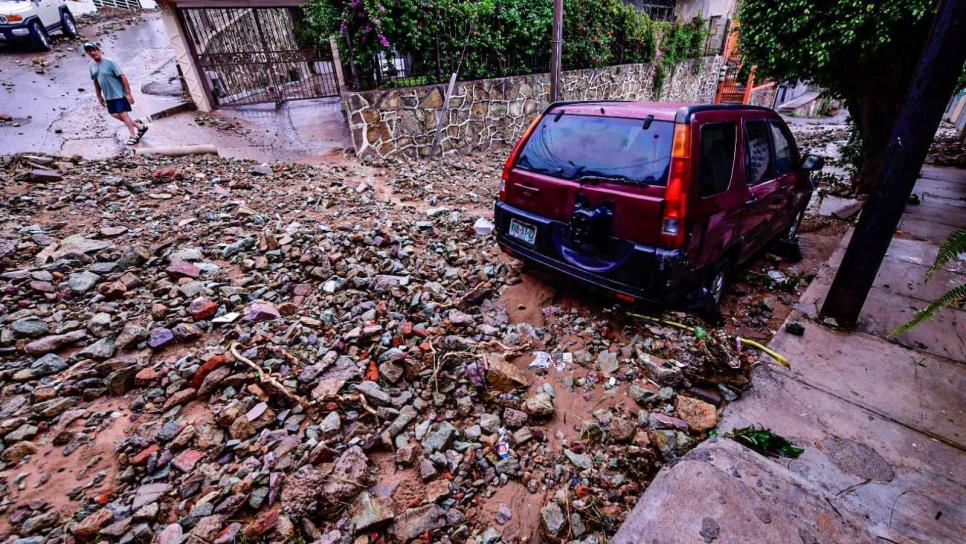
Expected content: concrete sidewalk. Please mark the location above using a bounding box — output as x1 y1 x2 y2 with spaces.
614 166 965 544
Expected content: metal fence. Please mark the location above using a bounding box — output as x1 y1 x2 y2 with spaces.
179 7 339 108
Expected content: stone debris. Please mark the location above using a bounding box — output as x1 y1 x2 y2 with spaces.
0 150 769 544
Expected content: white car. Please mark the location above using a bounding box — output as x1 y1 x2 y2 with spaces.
0 0 78 51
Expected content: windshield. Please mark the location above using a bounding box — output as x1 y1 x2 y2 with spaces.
515 113 674 185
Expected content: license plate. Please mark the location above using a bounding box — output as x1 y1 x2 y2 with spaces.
508 218 537 245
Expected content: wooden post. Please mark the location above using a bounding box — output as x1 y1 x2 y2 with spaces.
329 35 346 95
820 0 966 325
550 0 563 102
430 72 458 159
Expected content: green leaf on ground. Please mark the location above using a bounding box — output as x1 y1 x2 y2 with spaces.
728 426 805 459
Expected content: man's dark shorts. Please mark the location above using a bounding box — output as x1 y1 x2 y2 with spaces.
105 98 132 114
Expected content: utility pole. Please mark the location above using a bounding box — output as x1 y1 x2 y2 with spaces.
820 0 966 325
550 0 563 102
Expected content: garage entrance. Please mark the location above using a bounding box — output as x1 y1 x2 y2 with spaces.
175 4 339 108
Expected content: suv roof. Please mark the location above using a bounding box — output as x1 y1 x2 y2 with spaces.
543 101 776 122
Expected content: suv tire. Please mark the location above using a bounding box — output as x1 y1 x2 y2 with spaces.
29 20 51 51
61 10 78 38
701 259 731 325
777 207 806 262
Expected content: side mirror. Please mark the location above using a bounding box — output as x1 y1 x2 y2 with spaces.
801 154 825 171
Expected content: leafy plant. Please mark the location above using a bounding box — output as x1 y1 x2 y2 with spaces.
729 426 804 458
736 0 940 193
305 0 702 89
891 227 966 336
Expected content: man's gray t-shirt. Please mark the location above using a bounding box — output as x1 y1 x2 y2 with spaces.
90 58 125 100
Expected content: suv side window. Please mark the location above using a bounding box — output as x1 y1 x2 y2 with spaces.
744 121 771 185
769 121 796 175
699 122 736 197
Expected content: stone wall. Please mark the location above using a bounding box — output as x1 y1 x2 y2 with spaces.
344 56 724 159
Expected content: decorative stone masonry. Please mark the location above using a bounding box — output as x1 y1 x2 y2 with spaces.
343 56 724 159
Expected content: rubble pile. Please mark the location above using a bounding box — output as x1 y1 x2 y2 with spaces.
1 151 756 544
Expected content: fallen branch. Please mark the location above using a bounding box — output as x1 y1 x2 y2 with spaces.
230 342 313 409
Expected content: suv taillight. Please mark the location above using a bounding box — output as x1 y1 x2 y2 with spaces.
661 122 692 248
500 114 544 200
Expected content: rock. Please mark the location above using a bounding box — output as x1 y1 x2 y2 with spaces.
116 322 148 350
172 449 206 472
11 316 48 338
157 523 183 544
24 329 87 355
132 483 172 511
390 504 447 542
28 168 63 182
189 297 219 320
351 492 395 532
354 380 390 405
249 164 273 176
1 441 38 463
564 449 592 470
321 446 368 502
424 479 450 502
502 408 528 429
486 359 529 391
473 217 494 235
246 302 280 321
422 421 457 453
192 515 226 542
597 351 620 374
73 507 113 540
167 260 201 278
480 413 501 433
78 336 115 360
418 457 438 481
31 353 67 376
447 309 475 327
674 396 718 433
68 271 100 293
281 466 325 517
320 411 341 434
540 502 566 537
148 328 175 349
785 322 806 336
523 392 555 418
244 508 279 538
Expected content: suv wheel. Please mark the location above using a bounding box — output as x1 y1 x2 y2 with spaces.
61 10 78 38
30 20 51 51
701 260 731 325
782 208 805 244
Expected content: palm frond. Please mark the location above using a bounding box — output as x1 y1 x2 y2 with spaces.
891 283 966 337
927 227 966 281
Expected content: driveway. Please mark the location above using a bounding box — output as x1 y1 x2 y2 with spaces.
0 10 184 158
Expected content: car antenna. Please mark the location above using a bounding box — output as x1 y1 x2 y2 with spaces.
642 115 654 129
554 110 565 122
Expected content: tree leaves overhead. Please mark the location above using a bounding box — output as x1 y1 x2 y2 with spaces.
736 0 937 94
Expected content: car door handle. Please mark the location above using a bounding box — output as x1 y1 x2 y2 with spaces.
517 184 541 193
744 196 759 206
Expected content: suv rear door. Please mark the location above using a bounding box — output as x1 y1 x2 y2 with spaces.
687 111 743 269
504 110 674 247
738 115 784 257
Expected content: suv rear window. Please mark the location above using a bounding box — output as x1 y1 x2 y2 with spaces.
515 114 674 185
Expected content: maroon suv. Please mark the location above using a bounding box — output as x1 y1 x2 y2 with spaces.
494 101 824 312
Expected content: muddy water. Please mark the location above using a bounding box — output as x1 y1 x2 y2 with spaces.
0 397 131 536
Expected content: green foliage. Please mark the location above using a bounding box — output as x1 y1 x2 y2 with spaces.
891 227 966 336
736 0 941 189
729 426 805 458
651 17 710 96
306 0 704 89
736 0 937 87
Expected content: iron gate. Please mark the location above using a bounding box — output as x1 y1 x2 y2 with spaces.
178 7 339 108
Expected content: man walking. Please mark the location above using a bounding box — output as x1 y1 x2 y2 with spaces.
84 42 147 145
